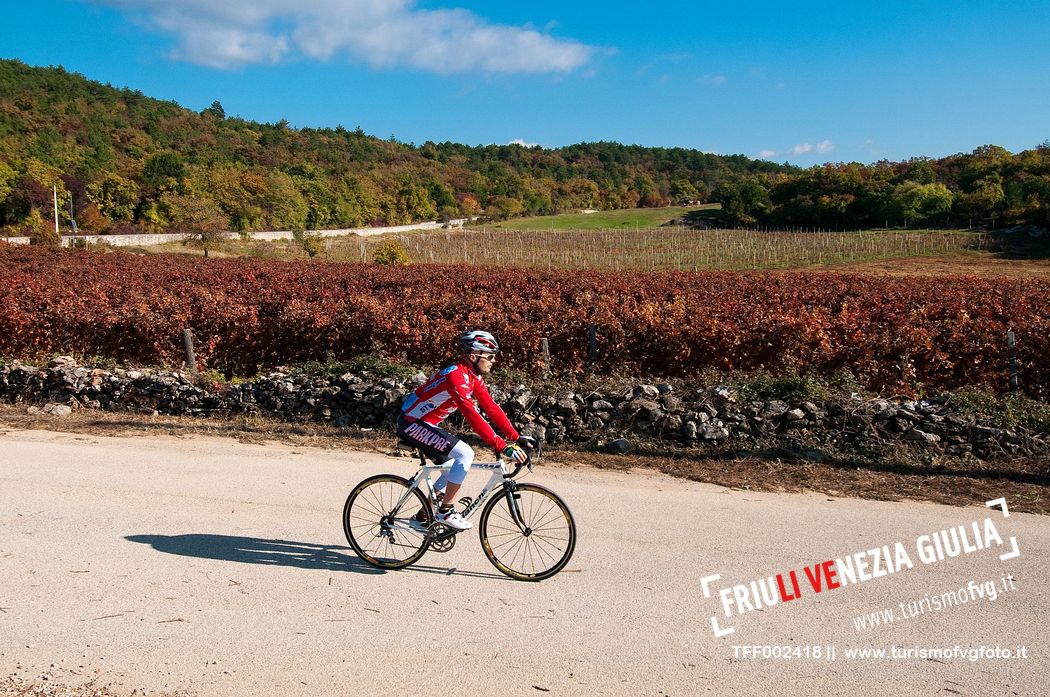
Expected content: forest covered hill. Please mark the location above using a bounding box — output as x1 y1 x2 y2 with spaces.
0 58 1046 237
0 59 783 236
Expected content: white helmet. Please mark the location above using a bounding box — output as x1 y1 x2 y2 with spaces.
459 330 500 355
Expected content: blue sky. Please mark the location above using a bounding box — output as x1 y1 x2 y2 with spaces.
3 1 1048 165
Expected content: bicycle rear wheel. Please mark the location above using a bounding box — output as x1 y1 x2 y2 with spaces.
343 474 431 569
479 483 576 581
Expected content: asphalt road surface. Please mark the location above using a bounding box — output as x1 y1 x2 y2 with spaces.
1 429 1046 696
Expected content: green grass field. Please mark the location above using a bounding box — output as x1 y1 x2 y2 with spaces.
487 204 719 230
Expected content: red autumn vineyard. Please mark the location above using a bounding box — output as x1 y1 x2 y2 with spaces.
0 246 1047 397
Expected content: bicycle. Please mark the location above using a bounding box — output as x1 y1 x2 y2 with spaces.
343 436 576 581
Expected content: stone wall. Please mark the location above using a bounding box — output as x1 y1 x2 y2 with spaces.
1 218 468 247
2 357 1046 461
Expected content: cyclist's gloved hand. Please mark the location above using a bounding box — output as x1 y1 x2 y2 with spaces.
501 443 528 463
516 436 537 451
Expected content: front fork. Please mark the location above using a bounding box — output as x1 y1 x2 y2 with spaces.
501 479 531 535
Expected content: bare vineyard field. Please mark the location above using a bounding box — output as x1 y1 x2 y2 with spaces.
363 227 989 271
135 225 1041 276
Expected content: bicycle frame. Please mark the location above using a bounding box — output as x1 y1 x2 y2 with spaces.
345 435 573 580
387 456 528 533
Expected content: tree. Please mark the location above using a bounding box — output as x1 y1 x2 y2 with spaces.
263 170 309 231
300 232 326 258
903 159 937 185
712 178 771 225
141 152 186 193
458 194 482 217
397 183 437 222
669 179 700 202
885 182 953 226
23 209 61 246
1021 175 1050 226
957 176 1005 228
202 100 225 119
86 173 139 222
487 195 523 220
166 193 229 258
372 238 410 265
76 203 110 233
0 160 16 205
428 180 457 212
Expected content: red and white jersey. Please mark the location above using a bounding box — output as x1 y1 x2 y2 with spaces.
400 358 519 451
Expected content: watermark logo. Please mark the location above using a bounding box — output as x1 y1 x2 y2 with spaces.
700 497 1021 638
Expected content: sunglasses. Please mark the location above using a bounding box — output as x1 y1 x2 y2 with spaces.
477 353 497 362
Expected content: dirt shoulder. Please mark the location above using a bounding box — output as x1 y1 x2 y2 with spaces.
2 404 1045 515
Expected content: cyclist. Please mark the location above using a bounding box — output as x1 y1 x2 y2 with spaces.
397 330 528 531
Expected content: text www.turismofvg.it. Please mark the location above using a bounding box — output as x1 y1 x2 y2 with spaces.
852 574 1017 632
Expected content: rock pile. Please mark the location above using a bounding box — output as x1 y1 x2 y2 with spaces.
2 357 1046 461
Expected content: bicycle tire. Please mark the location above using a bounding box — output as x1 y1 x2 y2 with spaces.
479 483 576 581
343 474 431 569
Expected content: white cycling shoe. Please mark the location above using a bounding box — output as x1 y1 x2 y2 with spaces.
434 507 472 531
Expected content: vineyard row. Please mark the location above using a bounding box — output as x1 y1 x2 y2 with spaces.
0 247 1047 397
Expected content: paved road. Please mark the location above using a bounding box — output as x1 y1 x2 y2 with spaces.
1 429 1046 696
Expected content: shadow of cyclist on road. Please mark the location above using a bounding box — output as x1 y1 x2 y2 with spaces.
126 534 385 574
125 533 510 579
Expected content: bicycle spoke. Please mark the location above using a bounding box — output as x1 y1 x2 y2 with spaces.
529 502 563 530
490 531 527 552
366 486 387 516
355 495 386 519
515 535 531 572
492 508 516 529
344 476 430 569
534 541 556 566
529 530 561 555
526 538 540 574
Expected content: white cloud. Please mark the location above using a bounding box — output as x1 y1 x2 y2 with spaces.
98 0 594 72
698 74 726 86
757 150 778 159
787 140 833 157
508 138 540 147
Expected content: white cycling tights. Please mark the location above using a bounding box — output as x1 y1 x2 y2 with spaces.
433 439 475 492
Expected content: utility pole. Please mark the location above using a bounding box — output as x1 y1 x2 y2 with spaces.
53 185 60 233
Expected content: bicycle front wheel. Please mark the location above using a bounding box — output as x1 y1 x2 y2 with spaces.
479 483 576 581
343 474 431 569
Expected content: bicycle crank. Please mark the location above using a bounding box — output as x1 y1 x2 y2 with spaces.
426 523 457 552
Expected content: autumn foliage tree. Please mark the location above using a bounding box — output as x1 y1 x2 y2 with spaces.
168 194 229 257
